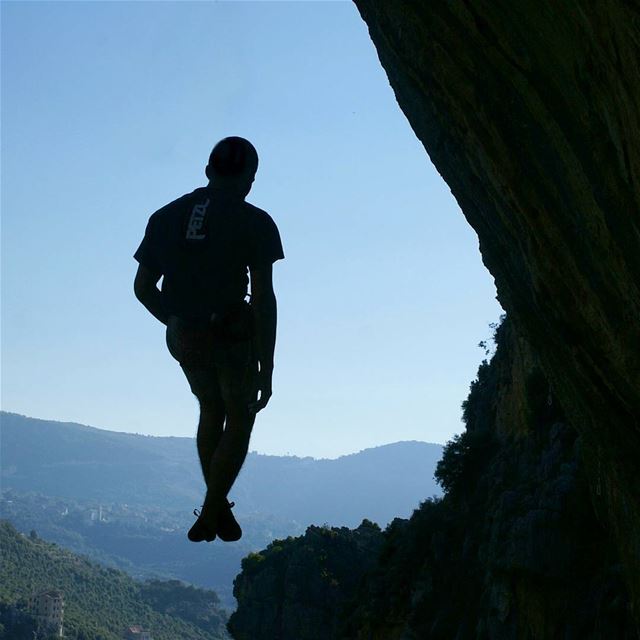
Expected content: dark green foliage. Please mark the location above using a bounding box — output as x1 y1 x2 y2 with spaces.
460 317 505 433
0 602 37 640
435 318 503 496
434 429 494 495
229 521 384 640
0 520 228 640
138 579 223 633
460 360 492 428
341 497 482 640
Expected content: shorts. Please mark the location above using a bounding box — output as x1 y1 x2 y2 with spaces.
165 315 258 406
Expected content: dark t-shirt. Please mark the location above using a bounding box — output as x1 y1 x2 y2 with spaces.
134 186 284 320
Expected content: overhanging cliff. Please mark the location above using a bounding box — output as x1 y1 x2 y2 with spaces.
352 0 640 609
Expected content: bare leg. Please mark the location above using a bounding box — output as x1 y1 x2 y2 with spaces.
199 400 256 528
187 398 227 542
196 399 225 486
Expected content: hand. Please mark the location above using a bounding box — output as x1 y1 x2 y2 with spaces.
249 368 273 414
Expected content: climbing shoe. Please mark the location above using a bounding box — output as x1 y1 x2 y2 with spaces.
217 500 242 542
187 507 216 543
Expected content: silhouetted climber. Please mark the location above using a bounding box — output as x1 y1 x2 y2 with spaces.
133 137 284 542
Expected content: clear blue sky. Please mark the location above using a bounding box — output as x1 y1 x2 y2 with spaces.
1 1 502 458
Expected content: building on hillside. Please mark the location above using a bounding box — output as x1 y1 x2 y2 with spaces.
28 589 64 637
85 504 107 523
123 625 153 639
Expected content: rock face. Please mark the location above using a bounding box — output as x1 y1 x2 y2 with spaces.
231 319 637 638
352 0 640 612
229 5 640 636
341 319 635 639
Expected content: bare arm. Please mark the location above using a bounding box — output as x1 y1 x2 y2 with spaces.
249 263 277 412
134 264 168 325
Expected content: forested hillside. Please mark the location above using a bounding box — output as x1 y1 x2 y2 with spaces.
0 520 229 640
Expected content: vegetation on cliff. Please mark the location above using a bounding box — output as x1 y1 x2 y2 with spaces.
342 320 633 639
231 318 636 639
228 520 384 639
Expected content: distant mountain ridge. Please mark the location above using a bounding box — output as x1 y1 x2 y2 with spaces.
1 412 443 528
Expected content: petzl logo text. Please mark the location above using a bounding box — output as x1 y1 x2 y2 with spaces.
186 199 210 240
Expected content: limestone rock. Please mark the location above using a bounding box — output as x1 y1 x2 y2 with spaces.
353 0 640 612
